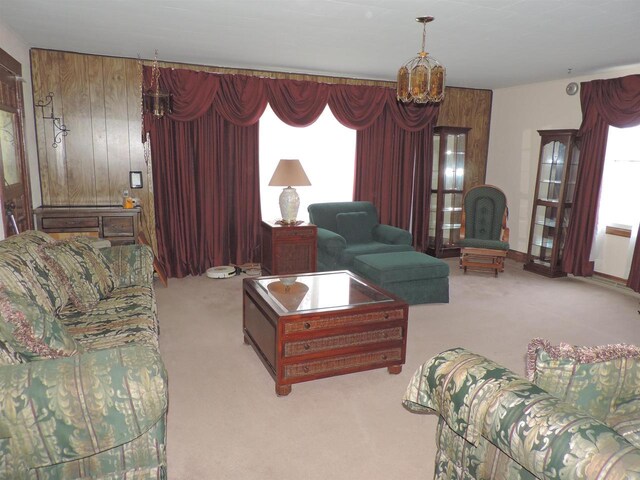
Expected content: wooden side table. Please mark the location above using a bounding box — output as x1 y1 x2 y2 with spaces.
261 221 317 275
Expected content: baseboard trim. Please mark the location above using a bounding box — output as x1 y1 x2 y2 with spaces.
507 249 527 263
593 271 627 285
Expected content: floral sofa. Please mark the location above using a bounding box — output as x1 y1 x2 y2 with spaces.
403 340 640 479
0 230 167 479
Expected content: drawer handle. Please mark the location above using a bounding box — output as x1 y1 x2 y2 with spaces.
303 366 310 373
303 322 311 330
384 313 389 319
383 332 388 338
303 343 311 350
381 354 388 360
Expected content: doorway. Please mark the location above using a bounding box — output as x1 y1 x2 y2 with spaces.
0 48 33 237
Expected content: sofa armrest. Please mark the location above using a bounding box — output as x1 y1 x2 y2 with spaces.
372 224 412 246
403 348 640 479
101 244 154 287
316 227 347 256
0 345 168 469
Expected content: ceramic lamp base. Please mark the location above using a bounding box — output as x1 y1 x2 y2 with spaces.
279 187 300 223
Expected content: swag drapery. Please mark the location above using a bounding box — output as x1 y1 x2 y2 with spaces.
561 74 640 292
143 67 439 278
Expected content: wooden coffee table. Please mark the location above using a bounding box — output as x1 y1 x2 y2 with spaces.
243 270 408 396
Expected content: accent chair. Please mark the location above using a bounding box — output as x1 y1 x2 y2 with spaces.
458 184 509 276
307 201 414 271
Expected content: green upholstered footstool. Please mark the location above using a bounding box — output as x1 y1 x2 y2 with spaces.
352 251 449 305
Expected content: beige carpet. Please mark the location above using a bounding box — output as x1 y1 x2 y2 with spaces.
156 259 640 479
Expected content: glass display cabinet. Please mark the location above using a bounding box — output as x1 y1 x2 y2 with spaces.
427 126 470 258
524 129 580 277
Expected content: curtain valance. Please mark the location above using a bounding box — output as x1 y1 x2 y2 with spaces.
143 66 438 132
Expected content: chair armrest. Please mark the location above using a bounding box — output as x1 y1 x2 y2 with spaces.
502 226 510 243
316 228 347 256
0 345 167 469
101 244 154 287
403 348 640 479
372 224 412 245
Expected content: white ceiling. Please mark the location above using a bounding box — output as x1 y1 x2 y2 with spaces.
2 0 640 89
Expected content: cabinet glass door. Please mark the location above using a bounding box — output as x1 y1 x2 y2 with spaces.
538 140 565 201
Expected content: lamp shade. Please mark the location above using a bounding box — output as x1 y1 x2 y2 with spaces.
268 159 311 187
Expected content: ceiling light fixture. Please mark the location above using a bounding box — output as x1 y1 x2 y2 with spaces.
143 50 172 118
396 16 446 104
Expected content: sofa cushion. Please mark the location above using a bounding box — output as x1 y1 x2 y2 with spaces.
38 238 115 312
59 285 158 350
0 288 81 362
0 250 58 313
21 243 70 313
336 211 376 244
527 337 640 447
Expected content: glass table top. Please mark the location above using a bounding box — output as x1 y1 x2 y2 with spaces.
253 271 394 314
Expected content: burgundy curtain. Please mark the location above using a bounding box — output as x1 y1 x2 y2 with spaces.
143 69 267 277
143 67 440 277
561 75 640 291
354 93 439 250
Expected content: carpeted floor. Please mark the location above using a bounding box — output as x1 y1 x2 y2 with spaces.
156 258 640 479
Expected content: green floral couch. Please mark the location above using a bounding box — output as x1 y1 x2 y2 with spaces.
403 340 640 479
0 231 168 479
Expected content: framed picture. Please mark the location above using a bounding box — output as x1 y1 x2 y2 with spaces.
130 171 143 189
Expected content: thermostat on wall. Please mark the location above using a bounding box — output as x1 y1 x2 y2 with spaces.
206 266 238 279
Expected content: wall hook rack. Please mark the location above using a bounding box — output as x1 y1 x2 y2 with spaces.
35 92 70 148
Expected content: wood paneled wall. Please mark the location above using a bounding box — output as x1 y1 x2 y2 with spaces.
31 49 155 243
30 49 493 250
437 87 493 190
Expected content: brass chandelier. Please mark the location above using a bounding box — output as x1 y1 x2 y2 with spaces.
143 50 172 118
397 16 446 104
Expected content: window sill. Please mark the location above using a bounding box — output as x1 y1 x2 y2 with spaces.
605 225 631 238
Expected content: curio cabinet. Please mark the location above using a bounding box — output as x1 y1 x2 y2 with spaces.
524 129 580 277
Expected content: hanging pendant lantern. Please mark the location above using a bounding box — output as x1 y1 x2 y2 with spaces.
143 50 173 118
397 16 446 104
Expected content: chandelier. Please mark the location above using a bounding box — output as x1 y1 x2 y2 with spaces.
143 50 172 118
396 16 446 104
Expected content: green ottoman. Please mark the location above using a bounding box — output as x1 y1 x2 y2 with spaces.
353 251 449 305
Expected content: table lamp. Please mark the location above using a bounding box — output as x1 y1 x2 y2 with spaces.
268 159 311 224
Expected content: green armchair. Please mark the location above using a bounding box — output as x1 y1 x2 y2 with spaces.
307 201 414 271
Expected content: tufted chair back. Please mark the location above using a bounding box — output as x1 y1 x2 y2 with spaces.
462 186 507 241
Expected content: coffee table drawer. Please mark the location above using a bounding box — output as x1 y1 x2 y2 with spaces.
284 308 404 334
283 348 403 380
283 327 402 357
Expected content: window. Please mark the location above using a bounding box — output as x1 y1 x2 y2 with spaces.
597 125 640 230
259 104 356 223
591 124 640 279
